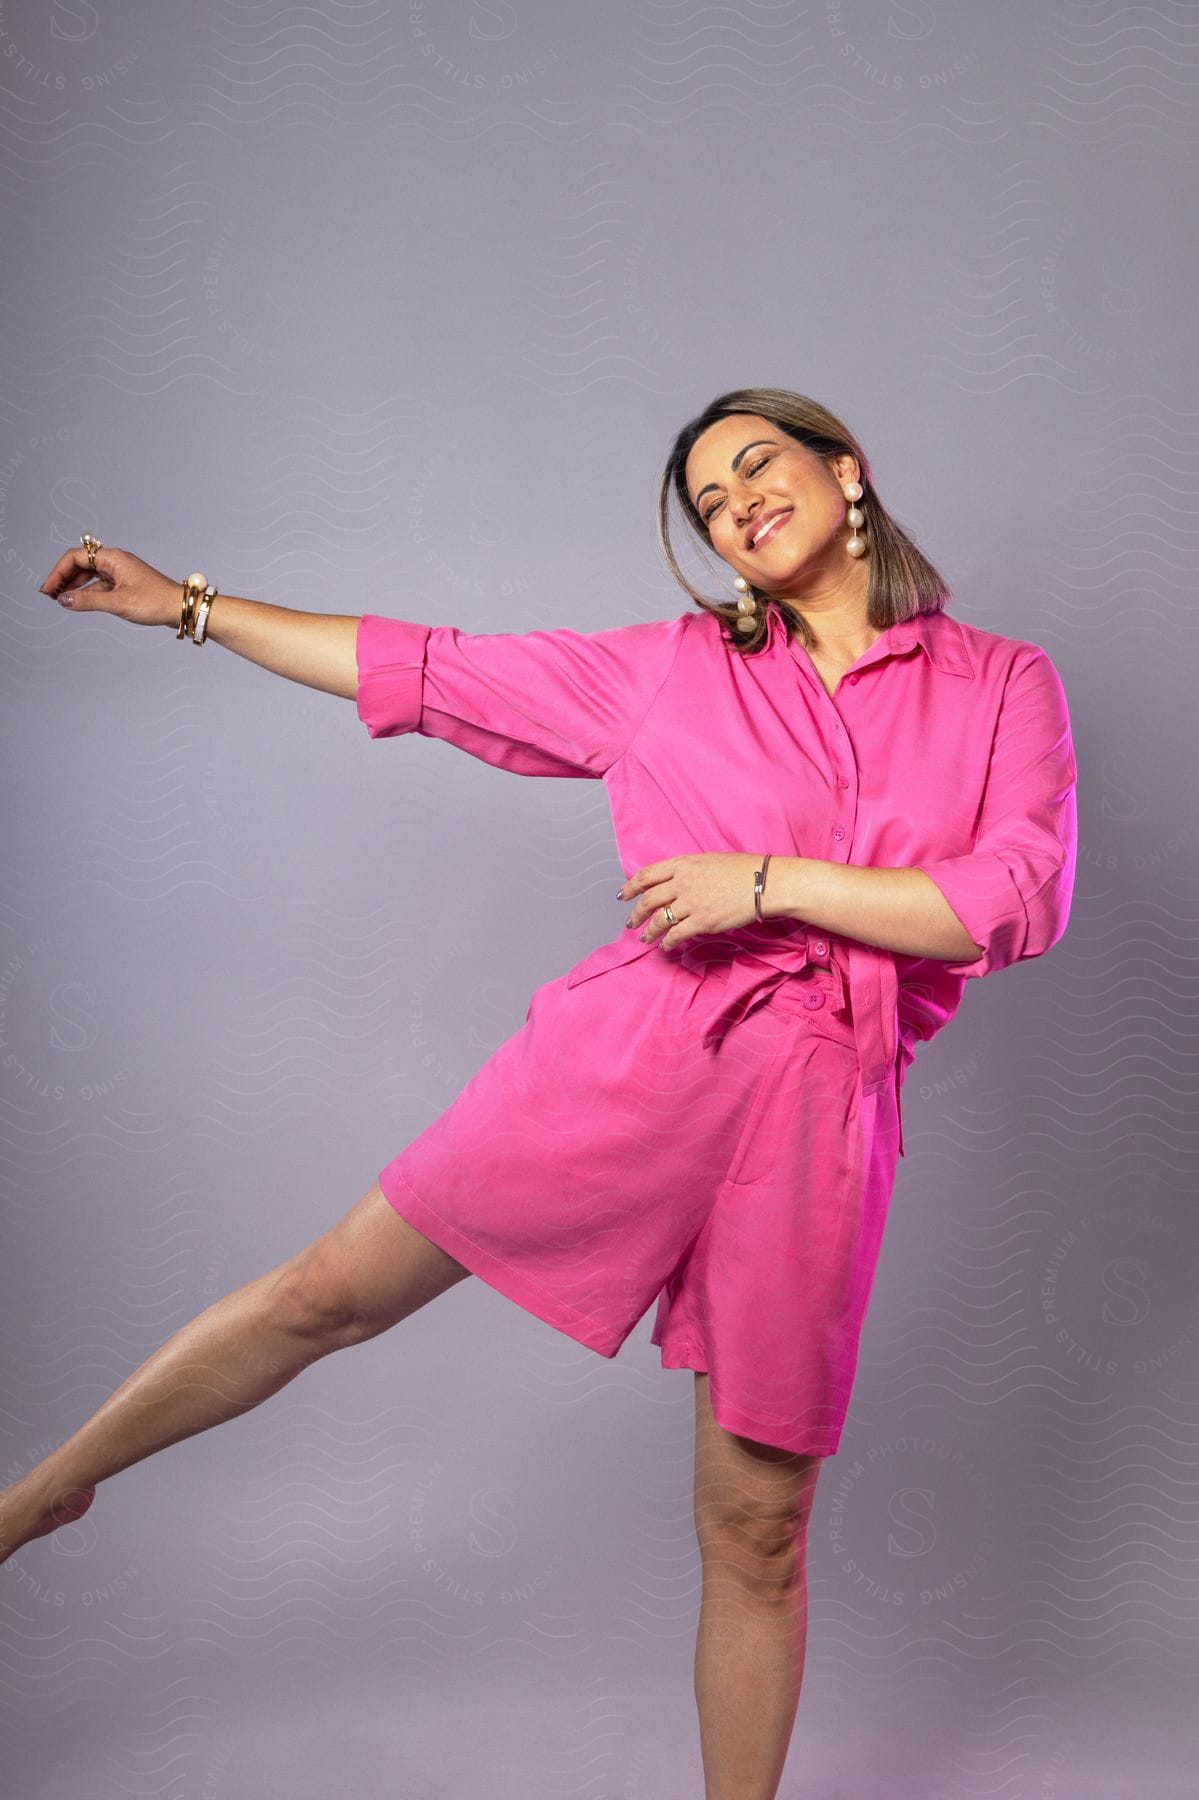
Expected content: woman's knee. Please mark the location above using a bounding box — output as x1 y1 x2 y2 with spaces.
267 1253 363 1348
694 1480 818 1598
694 1468 818 1548
273 1182 472 1347
692 1375 822 1574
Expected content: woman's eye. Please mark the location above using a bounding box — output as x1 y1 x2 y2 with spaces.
702 456 769 525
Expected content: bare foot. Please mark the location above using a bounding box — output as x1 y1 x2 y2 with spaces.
0 1480 97 1565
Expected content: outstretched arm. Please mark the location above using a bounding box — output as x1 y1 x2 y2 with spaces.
39 544 361 699
354 609 691 778
197 594 360 699
38 547 692 778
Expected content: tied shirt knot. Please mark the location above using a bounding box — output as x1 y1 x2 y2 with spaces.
676 926 897 1096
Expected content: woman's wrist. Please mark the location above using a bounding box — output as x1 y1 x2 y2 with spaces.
758 854 813 922
155 577 185 628
174 591 361 699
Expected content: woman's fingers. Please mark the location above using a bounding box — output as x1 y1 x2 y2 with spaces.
39 550 77 594
39 548 108 597
39 547 181 627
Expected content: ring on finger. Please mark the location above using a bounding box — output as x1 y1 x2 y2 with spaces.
662 904 678 926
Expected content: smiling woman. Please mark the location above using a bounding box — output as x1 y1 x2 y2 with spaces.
18 384 1077 1800
656 385 953 659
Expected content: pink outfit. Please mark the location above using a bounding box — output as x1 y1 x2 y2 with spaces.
355 600 1078 1455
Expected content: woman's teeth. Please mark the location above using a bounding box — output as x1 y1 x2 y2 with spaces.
751 511 790 549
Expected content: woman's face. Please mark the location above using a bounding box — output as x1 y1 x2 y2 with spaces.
683 413 862 602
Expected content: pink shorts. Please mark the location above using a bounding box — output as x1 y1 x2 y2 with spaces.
376 931 903 1457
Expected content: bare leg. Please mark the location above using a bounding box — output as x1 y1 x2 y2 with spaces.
691 1374 822 1800
0 1182 470 1563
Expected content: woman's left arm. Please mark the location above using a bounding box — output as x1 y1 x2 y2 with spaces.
766 645 1079 973
760 860 985 962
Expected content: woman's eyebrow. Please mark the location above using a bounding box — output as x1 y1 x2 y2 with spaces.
694 440 778 508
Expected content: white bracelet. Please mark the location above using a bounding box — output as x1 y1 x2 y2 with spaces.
192 584 218 645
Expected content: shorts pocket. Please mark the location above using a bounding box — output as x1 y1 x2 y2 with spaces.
721 1001 806 1189
565 931 661 988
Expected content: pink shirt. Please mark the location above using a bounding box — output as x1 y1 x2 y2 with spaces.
356 600 1078 1111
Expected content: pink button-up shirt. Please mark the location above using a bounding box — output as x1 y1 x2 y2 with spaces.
356 599 1078 1114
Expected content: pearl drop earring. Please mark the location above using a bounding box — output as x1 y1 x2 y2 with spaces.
844 479 866 558
731 574 758 636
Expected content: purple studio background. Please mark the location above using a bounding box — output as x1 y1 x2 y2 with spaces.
2 2 1197 1796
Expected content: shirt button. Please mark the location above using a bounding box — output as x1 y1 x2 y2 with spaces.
848 673 860 685
803 990 826 1010
838 775 850 788
812 938 829 957
832 826 845 840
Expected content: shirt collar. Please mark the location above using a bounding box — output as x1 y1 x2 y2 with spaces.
767 602 975 679
885 610 975 678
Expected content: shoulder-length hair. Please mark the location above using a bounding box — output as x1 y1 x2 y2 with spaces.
655 386 953 655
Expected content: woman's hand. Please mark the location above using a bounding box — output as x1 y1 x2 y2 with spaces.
618 853 771 952
39 546 182 629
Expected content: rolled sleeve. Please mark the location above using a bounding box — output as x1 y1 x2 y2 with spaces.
356 615 430 739
355 610 690 779
913 646 1078 979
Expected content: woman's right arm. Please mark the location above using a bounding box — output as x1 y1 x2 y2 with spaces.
40 542 693 779
193 595 358 699
38 545 359 700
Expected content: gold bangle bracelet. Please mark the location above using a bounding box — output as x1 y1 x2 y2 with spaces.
178 571 207 641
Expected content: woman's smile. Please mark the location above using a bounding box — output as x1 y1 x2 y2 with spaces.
747 509 792 551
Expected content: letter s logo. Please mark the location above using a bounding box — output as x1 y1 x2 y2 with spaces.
887 1485 938 1558
467 1486 518 1559
469 2 518 43
50 1 101 45
49 981 100 1054
1101 1256 1150 1328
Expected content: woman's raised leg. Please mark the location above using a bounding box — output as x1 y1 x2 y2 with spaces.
0 1181 470 1564
691 1373 824 1800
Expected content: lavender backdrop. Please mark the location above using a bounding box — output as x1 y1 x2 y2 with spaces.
3 2 1197 1796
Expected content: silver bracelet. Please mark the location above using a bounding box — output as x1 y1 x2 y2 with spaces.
753 853 772 922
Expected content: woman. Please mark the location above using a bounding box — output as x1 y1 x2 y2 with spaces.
4 387 1077 1798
